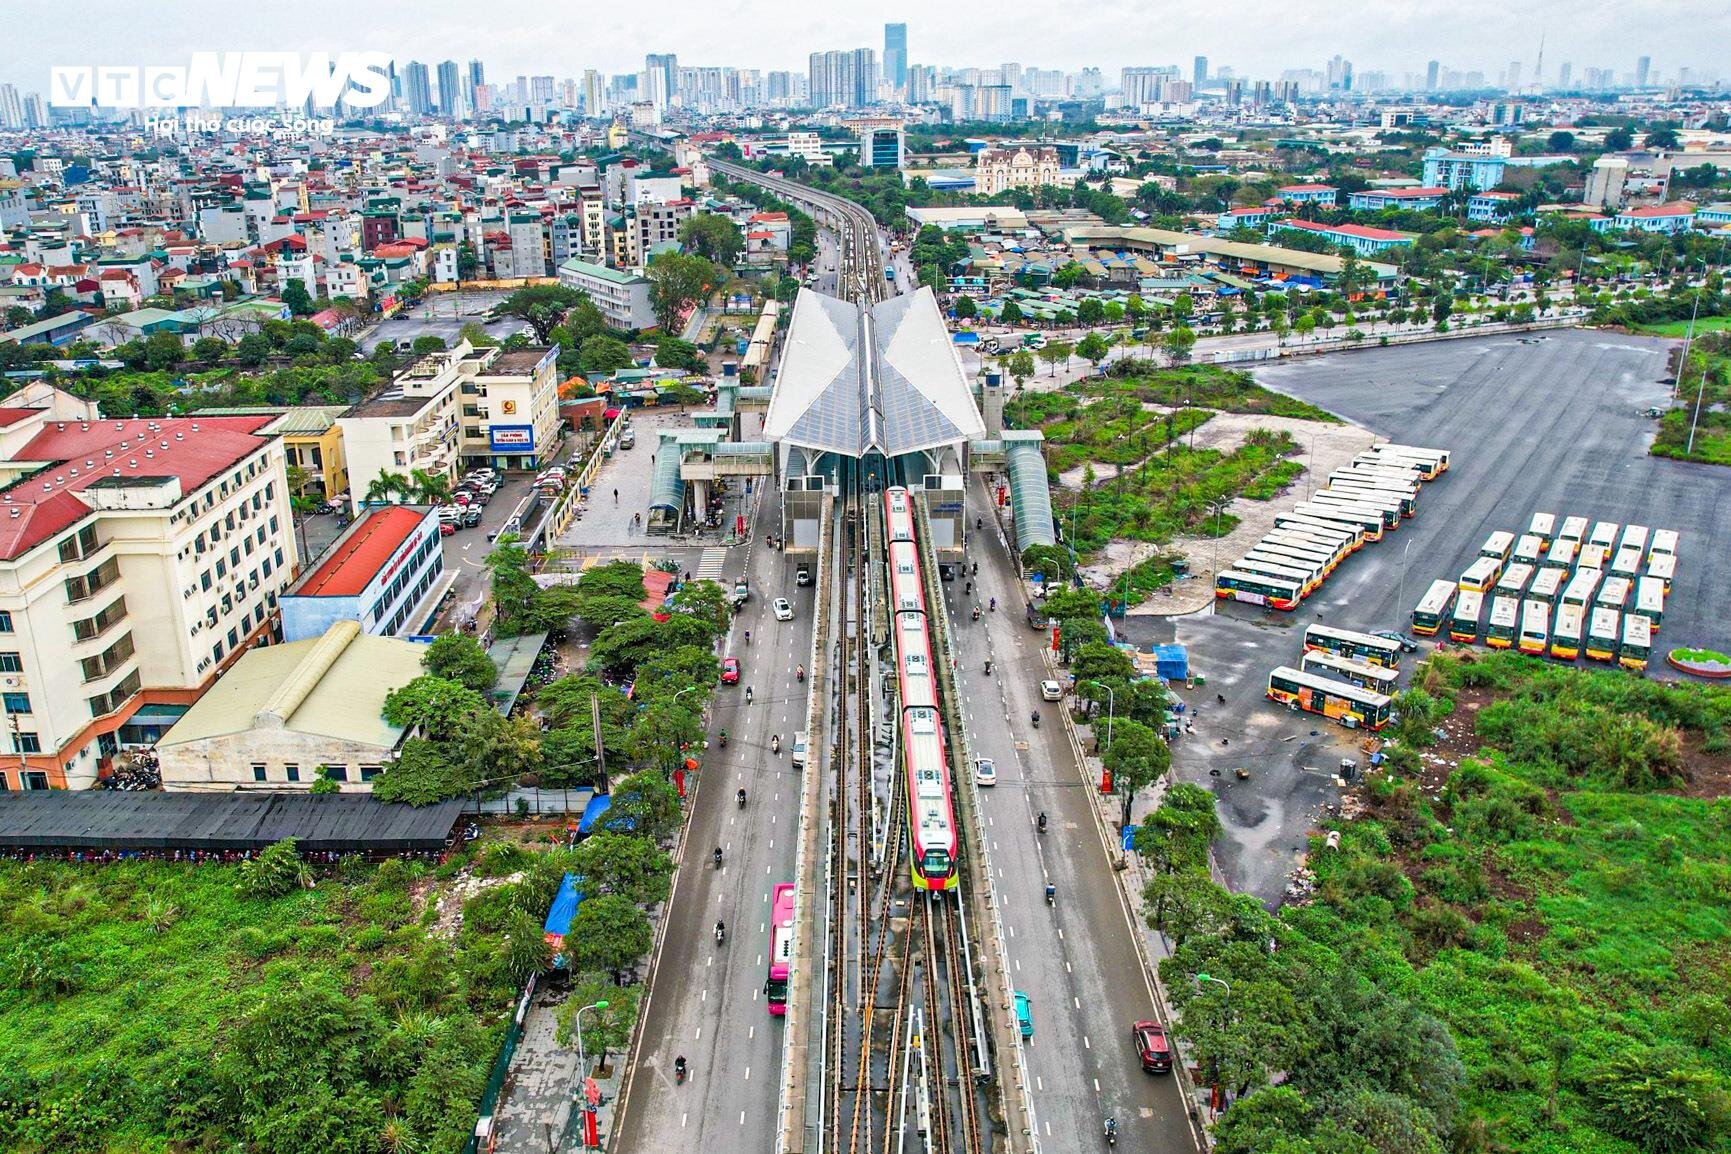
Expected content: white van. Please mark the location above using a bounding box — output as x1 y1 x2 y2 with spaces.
791 732 809 769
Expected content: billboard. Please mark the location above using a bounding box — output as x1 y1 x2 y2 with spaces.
489 424 535 451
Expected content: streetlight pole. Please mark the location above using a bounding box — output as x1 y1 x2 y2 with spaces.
1082 680 1115 752
571 999 609 1151
1194 973 1231 1113
1396 538 1412 633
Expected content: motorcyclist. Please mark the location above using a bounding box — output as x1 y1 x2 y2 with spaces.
1038 811 1047 833
719 729 729 748
771 734 782 755
1104 1117 1118 1144
796 664 806 682
972 605 981 621
746 686 754 705
1045 882 1056 906
989 597 997 612
1032 709 1041 727
713 846 723 868
744 629 751 645
983 660 992 676
738 787 748 806
716 919 727 944
675 1055 688 1082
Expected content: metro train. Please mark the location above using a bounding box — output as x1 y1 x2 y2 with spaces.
883 486 959 892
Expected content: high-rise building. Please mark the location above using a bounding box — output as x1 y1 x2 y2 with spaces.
907 65 936 104
1425 60 1441 90
0 84 24 129
21 92 44 129
1506 61 1522 91
1120 66 1178 106
809 48 878 109
1635 55 1652 87
402 61 433 115
436 60 461 115
582 70 605 116
884 23 908 95
1558 61 1573 88
1193 56 1208 87
645 54 678 108
1327 55 1353 91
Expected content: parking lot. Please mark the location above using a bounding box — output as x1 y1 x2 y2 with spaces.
360 290 524 353
1118 329 1731 905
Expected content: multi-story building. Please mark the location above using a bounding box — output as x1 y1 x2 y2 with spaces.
1467 191 1523 223
558 257 656 329
195 406 349 503
507 212 546 276
1275 184 1338 207
1349 187 1450 211
809 48 878 109
0 391 297 790
884 24 908 96
1274 220 1416 257
851 119 906 169
973 146 1061 196
338 351 463 509
459 345 563 471
1591 203 1697 234
1584 156 1629 209
279 507 445 643
1421 148 1508 191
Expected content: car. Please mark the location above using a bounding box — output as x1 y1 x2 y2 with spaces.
1372 630 1420 653
1014 991 1035 1039
1133 1019 1173 1073
721 657 740 684
1040 679 1064 702
795 565 813 587
439 521 456 537
452 491 472 507
773 598 794 622
974 757 997 787
790 731 808 769
462 509 483 528
1022 334 1048 350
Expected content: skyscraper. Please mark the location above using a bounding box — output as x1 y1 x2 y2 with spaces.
1425 60 1441 90
402 61 433 115
436 61 461 115
582 70 604 116
1193 56 1208 87
1558 61 1572 88
809 49 879 109
1635 55 1651 87
0 84 23 130
468 60 486 101
884 24 908 95
645 54 679 108
1506 61 1522 91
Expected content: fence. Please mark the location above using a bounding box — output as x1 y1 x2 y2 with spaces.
465 974 541 1154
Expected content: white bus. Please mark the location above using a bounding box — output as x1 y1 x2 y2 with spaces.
1588 520 1619 553
1576 543 1610 575
1529 566 1568 606
1633 575 1665 631
1512 534 1544 568
1595 576 1631 612
1215 569 1301 611
1450 589 1485 643
1528 512 1556 544
1610 545 1642 581
1369 443 1451 477
1334 464 1424 489
1327 477 1417 517
1649 528 1679 560
1517 599 1551 655
1646 551 1675 594
1561 569 1602 609
1559 515 1590 543
1495 562 1535 600
1253 540 1338 575
1237 554 1322 597
1301 650 1401 695
1550 603 1585 660
1291 502 1385 541
1460 556 1505 593
1411 579 1457 636
1315 486 1404 521
1262 532 1346 572
1618 524 1649 556
1620 614 1652 672
1303 624 1404 668
1480 531 1516 562
1310 491 1400 529
1585 607 1621 662
1273 514 1363 552
1542 535 1579 570
1485 595 1521 648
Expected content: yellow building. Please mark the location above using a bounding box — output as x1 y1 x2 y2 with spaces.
195 405 349 502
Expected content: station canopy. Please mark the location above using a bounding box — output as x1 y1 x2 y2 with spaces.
764 287 985 460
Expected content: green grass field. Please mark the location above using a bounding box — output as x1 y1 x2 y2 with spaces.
1638 316 1731 337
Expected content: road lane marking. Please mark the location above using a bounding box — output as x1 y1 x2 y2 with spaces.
682 1113 689 1128
1094 1078 1101 1093
745 1066 750 1080
1074 997 1081 1009
1036 1076 1043 1091
1084 1035 1091 1050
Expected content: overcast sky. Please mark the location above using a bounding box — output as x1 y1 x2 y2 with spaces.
2 0 1725 92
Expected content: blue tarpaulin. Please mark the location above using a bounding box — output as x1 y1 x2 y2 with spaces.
578 793 613 835
1152 644 1188 682
544 873 583 937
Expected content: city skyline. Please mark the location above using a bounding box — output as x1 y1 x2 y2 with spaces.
0 0 1725 94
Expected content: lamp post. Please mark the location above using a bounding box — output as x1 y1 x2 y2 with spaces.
571 999 609 1151
1395 538 1412 633
1194 973 1230 1112
1082 679 1116 753
1207 498 1231 581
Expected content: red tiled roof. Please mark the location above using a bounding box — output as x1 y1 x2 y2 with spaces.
0 415 276 560
1622 203 1695 217
1278 184 1336 193
295 506 429 597
1360 187 1449 198
1282 220 1411 242
0 408 43 428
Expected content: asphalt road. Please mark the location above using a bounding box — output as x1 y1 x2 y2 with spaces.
942 485 1201 1154
611 485 813 1154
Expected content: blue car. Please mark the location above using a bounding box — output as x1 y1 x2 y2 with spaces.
1014 991 1034 1039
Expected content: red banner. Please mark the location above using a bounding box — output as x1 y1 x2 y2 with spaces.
673 767 687 798
583 1109 599 1148
1051 625 1060 653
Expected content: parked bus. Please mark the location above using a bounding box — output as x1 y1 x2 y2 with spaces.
1618 524 1649 557
1619 614 1652 672
1480 531 1516 562
1369 443 1451 477
1550 603 1585 660
1646 551 1675 594
1411 579 1457 636
1576 543 1610 575
1561 569 1602 609
767 883 795 1015
1328 480 1418 518
1215 569 1301 610
1450 589 1485 642
1353 451 1428 479
1237 554 1322 597
1485 595 1521 648
1512 534 1544 567
1266 666 1393 730
1459 556 1505 593
1649 528 1678 560
1275 513 1366 551
1251 542 1336 577
1610 546 1642 581
1542 535 1579 570
1262 533 1345 573
1495 562 1535 600
1528 512 1556 545
1595 576 1631 612
1301 650 1401 695
1310 491 1400 530
1335 464 1424 490
1585 607 1621 662
1303 624 1404 668
1517 600 1551 655
1559 515 1589 543
1291 502 1384 541
1634 576 1665 630
1529 566 1568 605
1367 447 1449 478
1587 521 1618 553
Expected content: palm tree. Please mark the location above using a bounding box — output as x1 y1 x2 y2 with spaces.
364 469 412 507
409 468 453 506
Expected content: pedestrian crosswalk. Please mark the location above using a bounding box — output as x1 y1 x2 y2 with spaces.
696 548 727 582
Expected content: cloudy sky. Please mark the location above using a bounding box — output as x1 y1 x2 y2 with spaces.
2 0 1724 91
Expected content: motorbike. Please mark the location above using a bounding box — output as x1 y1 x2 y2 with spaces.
1038 812 1047 834
984 660 992 676
1031 710 1041 729
971 606 981 621
737 788 748 808
719 730 729 749
675 1057 688 1084
715 921 727 945
1046 884 1056 907
1104 1118 1118 1146
796 665 805 683
771 735 782 755
713 847 723 869
745 687 754 705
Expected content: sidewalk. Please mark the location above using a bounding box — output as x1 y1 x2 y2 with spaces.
490 981 626 1154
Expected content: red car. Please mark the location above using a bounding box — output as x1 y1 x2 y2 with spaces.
1133 1020 1172 1073
721 657 740 684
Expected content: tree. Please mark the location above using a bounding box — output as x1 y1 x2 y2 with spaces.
1162 326 1197 366
308 765 342 794
1006 349 1036 390
494 284 589 343
1076 297 1105 326
1548 130 1577 152
410 335 447 356
1037 339 1073 377
1645 126 1681 150
652 334 704 372
953 294 978 320
501 908 552 986
1075 330 1112 371
1101 719 1170 819
587 613 717 678
422 633 499 693
190 336 230 363
236 838 311 899
370 738 471 805
457 321 498 348
678 213 744 267
1000 300 1023 326
1431 294 1455 326
645 252 716 332
3 306 31 331
280 279 314 316
577 334 633 374
486 535 542 636
1604 127 1635 151
568 895 654 979
665 579 732 634
382 675 490 741
1134 782 1221 874
408 467 452 505
555 974 641 1072
1581 1046 1731 1154
144 330 185 371
567 832 674 905
1142 869 1235 948
602 770 682 841
626 701 705 775
1293 314 1316 341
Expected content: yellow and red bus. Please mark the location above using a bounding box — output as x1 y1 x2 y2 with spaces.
1517 599 1550 655
1528 512 1556 545
1512 534 1544 568
1301 650 1401 695
1459 556 1505 593
1304 624 1404 668
1267 666 1392 730
1216 569 1301 610
1291 502 1385 542
1619 614 1652 672
1237 554 1323 598
1485 595 1521 649
1449 589 1485 643
1495 562 1535 600
1646 551 1675 595
1550 604 1585 660
1480 531 1516 562
1542 535 1579 570
1648 528 1678 562
1529 566 1567 606
1411 579 1456 636
1633 576 1665 631
1561 569 1602 610
1275 513 1365 552
1585 607 1621 662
